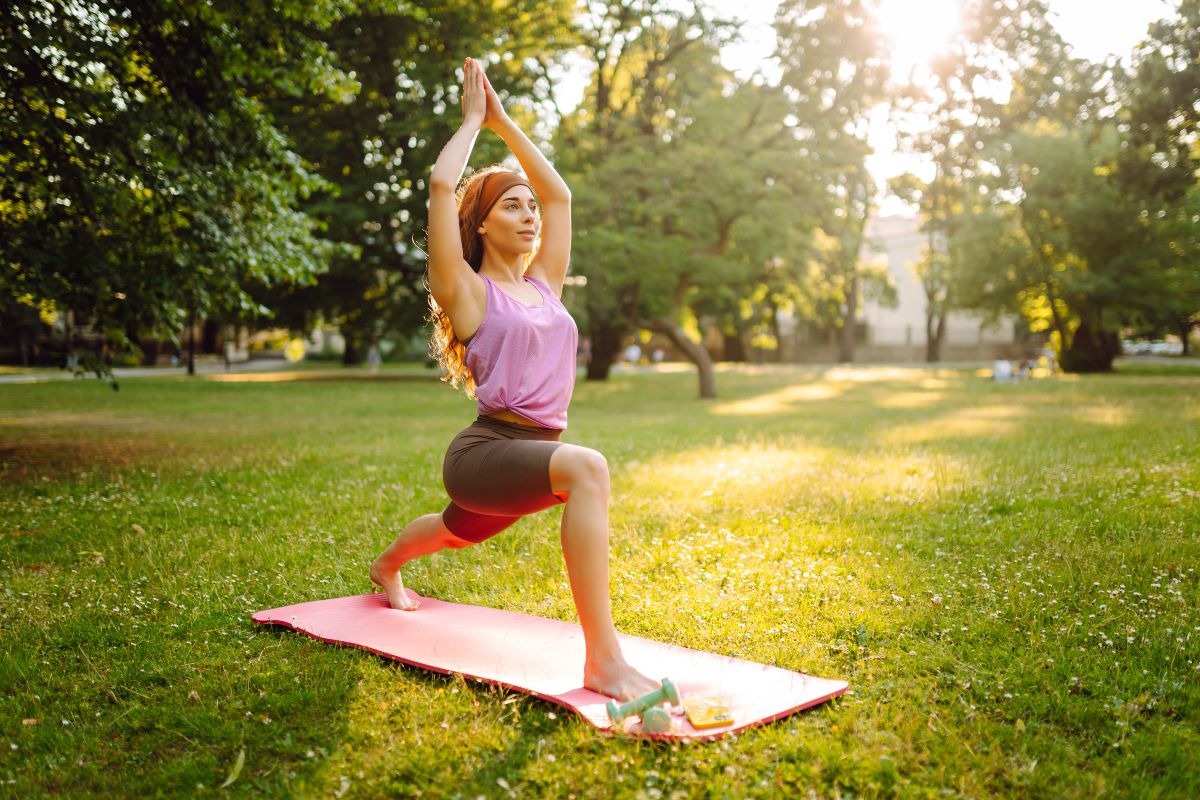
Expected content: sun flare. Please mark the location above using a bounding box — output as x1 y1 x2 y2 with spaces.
876 0 962 76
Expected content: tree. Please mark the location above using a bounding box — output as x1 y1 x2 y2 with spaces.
258 0 578 363
0 0 358 372
888 0 1095 362
556 2 741 394
1121 0 1200 353
640 75 821 394
559 0 834 398
945 1 1200 370
956 123 1182 371
774 0 893 363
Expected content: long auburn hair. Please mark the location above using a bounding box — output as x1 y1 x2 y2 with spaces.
429 165 538 397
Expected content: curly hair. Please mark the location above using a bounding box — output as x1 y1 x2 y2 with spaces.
429 165 537 397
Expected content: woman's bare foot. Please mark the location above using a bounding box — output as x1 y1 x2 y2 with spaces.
369 559 420 611
584 657 661 703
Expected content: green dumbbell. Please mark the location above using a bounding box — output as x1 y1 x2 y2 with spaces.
640 706 673 734
606 678 682 725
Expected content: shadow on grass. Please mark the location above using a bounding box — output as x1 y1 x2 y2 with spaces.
0 436 162 481
3 366 1197 795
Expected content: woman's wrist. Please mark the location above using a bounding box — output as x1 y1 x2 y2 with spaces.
486 112 516 134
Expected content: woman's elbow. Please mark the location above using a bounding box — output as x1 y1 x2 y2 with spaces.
429 173 457 194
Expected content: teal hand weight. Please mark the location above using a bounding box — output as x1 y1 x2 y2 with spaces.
605 678 682 725
640 706 673 734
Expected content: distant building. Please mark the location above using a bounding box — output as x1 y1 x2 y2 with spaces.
863 215 1020 358
776 215 1025 363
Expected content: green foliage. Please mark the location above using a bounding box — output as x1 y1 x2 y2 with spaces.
256 0 579 362
563 1 895 378
1120 0 1200 346
558 3 760 379
955 122 1194 371
893 0 1200 371
889 0 1086 358
774 0 893 361
0 0 361 349
7 0 1197 380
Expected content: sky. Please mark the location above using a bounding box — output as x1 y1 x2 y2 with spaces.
716 0 1174 76
552 0 1176 215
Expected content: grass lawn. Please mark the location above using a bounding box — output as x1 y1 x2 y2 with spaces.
1 363 1197 798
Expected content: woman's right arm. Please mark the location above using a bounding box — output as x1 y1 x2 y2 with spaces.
427 60 487 315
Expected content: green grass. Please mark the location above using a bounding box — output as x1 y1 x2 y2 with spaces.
1 364 1197 798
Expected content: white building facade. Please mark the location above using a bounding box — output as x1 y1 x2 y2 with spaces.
774 215 1024 363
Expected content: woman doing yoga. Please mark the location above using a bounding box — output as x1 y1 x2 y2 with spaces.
369 57 659 703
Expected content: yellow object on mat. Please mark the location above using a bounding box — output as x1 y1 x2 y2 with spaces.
684 695 734 729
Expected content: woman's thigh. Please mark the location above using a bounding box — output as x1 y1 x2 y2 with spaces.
444 435 565 517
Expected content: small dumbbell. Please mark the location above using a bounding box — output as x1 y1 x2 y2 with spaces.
606 678 682 725
640 706 673 734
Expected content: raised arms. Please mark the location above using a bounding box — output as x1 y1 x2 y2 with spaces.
425 57 573 335
426 60 488 333
479 66 573 296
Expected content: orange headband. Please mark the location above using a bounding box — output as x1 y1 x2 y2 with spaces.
475 171 533 229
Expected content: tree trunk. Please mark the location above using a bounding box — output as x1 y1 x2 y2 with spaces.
838 272 858 364
722 330 747 363
1061 316 1118 373
1177 315 1193 356
767 302 783 363
586 320 625 381
650 318 716 398
201 318 220 354
187 304 196 376
342 332 361 366
65 312 74 371
142 337 160 367
926 308 946 362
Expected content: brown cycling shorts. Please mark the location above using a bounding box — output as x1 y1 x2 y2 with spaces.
441 416 566 543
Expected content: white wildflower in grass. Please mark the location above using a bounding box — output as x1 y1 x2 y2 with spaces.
2 364 1197 796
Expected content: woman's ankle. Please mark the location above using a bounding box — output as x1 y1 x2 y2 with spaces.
584 641 627 669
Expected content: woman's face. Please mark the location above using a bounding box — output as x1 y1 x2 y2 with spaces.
481 184 540 254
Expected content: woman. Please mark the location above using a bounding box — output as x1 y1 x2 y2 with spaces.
370 58 659 703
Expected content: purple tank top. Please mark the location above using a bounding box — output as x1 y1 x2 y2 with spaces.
465 275 579 429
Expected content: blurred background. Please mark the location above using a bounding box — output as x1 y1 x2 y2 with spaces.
2 0 1197 380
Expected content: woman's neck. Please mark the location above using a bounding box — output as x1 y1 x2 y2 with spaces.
478 253 524 283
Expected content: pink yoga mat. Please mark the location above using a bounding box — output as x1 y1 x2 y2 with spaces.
252 592 847 740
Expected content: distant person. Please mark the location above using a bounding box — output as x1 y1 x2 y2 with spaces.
368 57 659 703
623 343 641 365
366 341 382 374
1040 346 1058 375
992 358 1013 382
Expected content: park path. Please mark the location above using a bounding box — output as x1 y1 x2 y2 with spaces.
1 354 1192 385
0 358 293 384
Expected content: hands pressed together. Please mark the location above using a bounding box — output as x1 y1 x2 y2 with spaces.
446 55 571 205
460 56 508 131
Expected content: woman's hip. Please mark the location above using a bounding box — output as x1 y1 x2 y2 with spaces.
442 416 564 513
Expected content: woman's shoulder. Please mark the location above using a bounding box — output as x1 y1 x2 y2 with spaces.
523 272 563 300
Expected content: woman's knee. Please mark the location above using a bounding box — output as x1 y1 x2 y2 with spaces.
551 446 609 495
430 512 472 548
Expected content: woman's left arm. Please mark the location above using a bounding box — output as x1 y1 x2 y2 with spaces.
482 71 571 295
